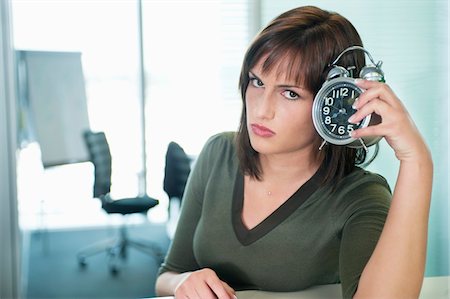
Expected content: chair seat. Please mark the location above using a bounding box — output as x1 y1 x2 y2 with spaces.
101 195 159 215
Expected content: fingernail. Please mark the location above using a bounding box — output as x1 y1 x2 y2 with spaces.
354 78 364 84
348 115 356 123
352 99 358 109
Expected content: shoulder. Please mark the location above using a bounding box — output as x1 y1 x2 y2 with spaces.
327 168 392 218
199 131 237 161
192 131 238 174
338 168 391 195
204 131 236 149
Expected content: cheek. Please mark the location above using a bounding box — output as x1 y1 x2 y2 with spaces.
288 102 313 125
245 87 258 109
285 104 318 137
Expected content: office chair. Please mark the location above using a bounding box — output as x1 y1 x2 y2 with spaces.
163 141 191 220
76 130 163 275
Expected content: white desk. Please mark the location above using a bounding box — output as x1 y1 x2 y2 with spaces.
150 276 449 299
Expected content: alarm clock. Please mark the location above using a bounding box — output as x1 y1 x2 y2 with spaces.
312 46 384 150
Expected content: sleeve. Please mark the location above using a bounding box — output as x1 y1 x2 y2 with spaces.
158 134 222 275
338 179 392 298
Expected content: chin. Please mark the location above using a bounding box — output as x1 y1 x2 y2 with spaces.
248 136 276 155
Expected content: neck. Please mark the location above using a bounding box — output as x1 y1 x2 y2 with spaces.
258 149 323 183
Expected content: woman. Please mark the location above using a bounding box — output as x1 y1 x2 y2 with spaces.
155 6 433 299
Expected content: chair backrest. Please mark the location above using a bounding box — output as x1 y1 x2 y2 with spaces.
83 130 112 198
163 142 191 200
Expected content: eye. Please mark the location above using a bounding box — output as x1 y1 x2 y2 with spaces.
281 90 299 100
249 77 264 88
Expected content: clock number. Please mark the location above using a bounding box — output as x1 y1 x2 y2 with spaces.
342 88 348 97
338 126 346 135
322 106 330 115
325 97 334 106
332 89 338 98
347 125 354 133
332 87 348 98
324 116 332 125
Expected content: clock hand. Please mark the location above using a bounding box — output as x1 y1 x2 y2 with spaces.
329 105 341 118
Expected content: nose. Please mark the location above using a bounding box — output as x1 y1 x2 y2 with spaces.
255 89 275 119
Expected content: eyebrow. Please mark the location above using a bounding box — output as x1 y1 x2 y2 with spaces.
249 71 305 90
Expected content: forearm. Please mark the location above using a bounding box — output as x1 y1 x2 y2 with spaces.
155 271 190 296
355 149 433 298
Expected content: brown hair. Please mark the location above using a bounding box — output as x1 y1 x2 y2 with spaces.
236 6 367 184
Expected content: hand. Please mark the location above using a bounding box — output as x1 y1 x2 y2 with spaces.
349 79 430 162
174 268 236 299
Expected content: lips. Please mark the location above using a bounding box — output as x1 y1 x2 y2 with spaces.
250 124 275 137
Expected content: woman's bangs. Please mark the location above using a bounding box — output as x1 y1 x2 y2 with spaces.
261 46 308 88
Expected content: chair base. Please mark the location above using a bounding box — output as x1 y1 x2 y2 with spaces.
76 225 164 275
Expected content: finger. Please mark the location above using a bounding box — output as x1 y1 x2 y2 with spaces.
221 281 237 298
354 79 401 109
349 98 390 125
351 122 386 139
175 283 205 299
195 280 220 299
354 78 381 89
174 273 215 299
206 277 236 299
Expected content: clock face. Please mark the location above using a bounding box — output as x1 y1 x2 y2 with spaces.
313 77 369 145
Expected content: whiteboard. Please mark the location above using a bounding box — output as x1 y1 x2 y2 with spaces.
18 50 90 167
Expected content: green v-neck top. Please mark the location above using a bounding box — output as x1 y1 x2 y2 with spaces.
159 132 391 298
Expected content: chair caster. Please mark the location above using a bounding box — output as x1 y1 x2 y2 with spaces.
78 256 87 268
109 265 119 276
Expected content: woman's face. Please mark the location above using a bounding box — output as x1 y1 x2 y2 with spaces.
245 57 321 157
